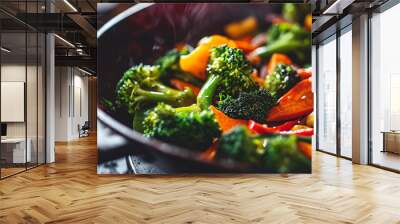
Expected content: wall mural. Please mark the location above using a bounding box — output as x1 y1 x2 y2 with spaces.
97 3 313 174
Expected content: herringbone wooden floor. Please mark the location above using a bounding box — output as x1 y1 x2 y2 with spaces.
1 135 400 224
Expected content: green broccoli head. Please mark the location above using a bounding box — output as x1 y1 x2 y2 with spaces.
197 45 257 109
217 125 266 165
116 64 195 114
253 23 311 65
264 135 311 173
265 63 300 98
207 45 256 100
143 103 221 151
217 89 276 123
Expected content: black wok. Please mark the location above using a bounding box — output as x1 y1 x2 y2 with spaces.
97 3 280 173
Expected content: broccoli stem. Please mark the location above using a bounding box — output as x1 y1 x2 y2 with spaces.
255 34 307 59
197 75 222 110
135 88 194 106
132 107 147 133
175 104 201 113
152 83 181 93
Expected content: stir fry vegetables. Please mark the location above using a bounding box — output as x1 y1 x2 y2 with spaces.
113 4 312 172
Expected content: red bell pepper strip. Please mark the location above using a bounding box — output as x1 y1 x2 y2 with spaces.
280 128 314 137
297 68 312 79
248 120 297 134
266 79 313 122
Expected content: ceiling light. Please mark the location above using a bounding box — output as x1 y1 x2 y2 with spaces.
1 47 11 53
78 67 92 76
63 0 78 12
54 34 75 48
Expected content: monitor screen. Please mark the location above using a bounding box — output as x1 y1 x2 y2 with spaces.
1 123 6 137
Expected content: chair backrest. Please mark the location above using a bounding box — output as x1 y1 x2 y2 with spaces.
82 121 90 129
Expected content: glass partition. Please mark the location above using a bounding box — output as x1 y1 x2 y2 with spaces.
0 1 46 179
37 32 45 165
370 3 400 171
339 26 352 158
27 30 38 169
317 35 337 154
1 30 28 177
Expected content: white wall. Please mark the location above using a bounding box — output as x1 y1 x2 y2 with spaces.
55 66 89 141
1 64 38 138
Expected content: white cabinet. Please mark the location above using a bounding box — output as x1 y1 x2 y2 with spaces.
1 138 32 163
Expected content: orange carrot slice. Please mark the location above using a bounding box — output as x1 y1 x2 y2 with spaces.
210 105 247 133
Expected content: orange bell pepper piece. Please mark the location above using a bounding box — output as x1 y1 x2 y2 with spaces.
266 79 313 122
235 36 256 53
180 35 236 80
210 105 247 133
267 53 292 75
224 16 257 39
170 79 200 95
304 14 312 31
297 141 312 159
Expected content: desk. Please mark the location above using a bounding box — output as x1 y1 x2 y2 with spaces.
381 131 400 154
1 138 31 163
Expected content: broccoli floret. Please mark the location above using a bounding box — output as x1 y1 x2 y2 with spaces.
265 64 300 98
217 126 311 173
143 103 221 151
252 23 311 65
217 89 276 123
197 45 257 109
116 64 195 114
264 135 311 173
155 48 204 87
218 126 266 164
